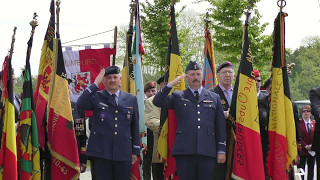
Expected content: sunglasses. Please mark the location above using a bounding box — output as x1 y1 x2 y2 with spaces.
256 80 261 82
302 110 311 113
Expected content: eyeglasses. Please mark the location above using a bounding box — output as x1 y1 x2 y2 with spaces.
302 110 311 113
219 71 234 75
256 80 261 82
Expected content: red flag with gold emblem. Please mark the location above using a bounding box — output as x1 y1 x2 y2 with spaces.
33 0 55 149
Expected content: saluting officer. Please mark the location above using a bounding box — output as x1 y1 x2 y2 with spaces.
153 60 226 180
77 66 140 180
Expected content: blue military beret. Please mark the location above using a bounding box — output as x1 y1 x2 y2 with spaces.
185 61 202 72
217 61 233 72
105 66 120 75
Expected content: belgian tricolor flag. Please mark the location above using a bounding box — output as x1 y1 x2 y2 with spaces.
230 20 264 180
267 12 297 179
157 3 185 180
0 55 18 178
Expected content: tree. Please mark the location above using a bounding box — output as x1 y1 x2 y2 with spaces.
287 35 320 100
140 0 173 74
204 0 272 69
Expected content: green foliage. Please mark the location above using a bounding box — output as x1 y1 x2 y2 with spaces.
205 0 272 70
287 36 320 100
140 0 173 74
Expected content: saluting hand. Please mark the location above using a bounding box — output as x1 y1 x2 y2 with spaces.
94 68 105 86
169 74 186 87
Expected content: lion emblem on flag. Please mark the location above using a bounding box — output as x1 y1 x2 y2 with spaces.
71 72 91 94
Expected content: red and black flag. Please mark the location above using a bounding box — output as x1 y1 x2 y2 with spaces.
158 3 185 180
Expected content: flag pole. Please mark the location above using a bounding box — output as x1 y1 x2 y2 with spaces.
28 13 39 56
56 0 60 34
112 26 117 66
7 27 17 59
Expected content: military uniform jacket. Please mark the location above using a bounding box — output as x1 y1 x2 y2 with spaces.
77 84 140 161
153 86 226 157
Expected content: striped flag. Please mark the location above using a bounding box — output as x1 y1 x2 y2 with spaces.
120 6 135 95
158 4 185 179
267 12 297 180
0 55 18 179
131 1 145 179
47 33 80 180
202 25 217 89
230 20 264 180
33 0 55 149
17 22 41 180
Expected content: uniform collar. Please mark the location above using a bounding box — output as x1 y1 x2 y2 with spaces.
188 86 203 95
107 89 120 97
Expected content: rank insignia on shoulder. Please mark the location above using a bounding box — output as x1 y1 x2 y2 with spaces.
181 98 190 102
203 100 213 103
221 99 226 105
99 102 108 107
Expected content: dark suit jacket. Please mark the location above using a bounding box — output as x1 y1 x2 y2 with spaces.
77 84 140 161
153 86 226 157
310 87 320 152
300 119 315 156
210 85 232 156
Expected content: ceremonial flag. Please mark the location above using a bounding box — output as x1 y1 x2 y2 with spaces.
130 1 145 179
63 47 115 102
17 23 41 180
158 4 185 179
33 0 55 149
121 4 135 95
47 33 80 180
0 56 18 179
202 25 217 89
267 12 297 180
230 21 264 180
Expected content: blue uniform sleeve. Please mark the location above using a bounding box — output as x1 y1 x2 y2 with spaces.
131 96 140 155
152 85 174 109
215 95 227 153
76 83 99 110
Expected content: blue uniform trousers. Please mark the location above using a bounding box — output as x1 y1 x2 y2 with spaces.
94 157 131 180
175 155 216 180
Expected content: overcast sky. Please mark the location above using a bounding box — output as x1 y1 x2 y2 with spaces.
0 0 319 76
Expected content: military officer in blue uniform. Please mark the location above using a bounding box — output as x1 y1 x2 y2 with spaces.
77 66 140 180
153 61 226 180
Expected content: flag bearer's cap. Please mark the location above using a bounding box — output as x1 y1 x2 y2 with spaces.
105 66 120 75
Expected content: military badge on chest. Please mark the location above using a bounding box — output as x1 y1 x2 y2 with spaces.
100 112 107 119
